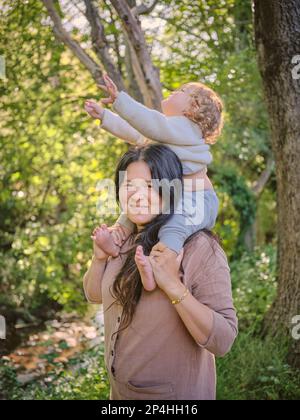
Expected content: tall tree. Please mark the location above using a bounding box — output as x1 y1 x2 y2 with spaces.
254 0 300 367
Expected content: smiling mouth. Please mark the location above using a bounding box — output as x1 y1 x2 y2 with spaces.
128 205 151 213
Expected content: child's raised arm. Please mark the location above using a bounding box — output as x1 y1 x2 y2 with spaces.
100 107 147 146
85 100 147 146
112 91 195 145
99 74 202 146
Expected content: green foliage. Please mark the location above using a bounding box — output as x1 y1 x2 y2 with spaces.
216 331 300 400
214 166 257 257
0 345 110 400
256 188 277 244
231 245 277 332
215 245 300 400
0 362 19 400
0 0 126 314
220 247 299 400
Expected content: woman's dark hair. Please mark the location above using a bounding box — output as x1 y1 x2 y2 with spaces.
108 144 183 336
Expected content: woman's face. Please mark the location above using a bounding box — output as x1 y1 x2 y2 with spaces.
119 161 162 227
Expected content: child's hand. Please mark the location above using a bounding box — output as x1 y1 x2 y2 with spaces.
84 100 104 120
98 73 119 105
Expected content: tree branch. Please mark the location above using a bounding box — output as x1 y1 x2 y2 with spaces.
252 155 274 197
104 0 124 75
83 0 125 90
42 0 102 84
110 0 162 109
134 0 159 16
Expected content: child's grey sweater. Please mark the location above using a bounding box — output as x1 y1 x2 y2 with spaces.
100 91 212 175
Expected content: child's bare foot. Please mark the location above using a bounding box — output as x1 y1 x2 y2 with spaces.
94 224 120 257
135 245 157 292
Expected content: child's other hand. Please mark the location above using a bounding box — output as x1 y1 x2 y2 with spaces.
98 73 119 105
84 100 104 120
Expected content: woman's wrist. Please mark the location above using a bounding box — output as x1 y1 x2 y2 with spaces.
163 278 187 302
92 254 108 263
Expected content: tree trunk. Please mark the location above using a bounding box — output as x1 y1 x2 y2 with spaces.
254 0 300 367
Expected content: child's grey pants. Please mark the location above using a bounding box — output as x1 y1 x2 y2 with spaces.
117 189 219 254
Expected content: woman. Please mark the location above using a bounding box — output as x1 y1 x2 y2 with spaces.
83 144 238 400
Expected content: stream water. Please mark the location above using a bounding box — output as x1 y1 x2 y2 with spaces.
0 310 103 391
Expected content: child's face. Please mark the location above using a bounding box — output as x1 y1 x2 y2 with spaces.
161 85 195 116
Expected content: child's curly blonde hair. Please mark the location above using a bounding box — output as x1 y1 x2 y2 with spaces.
182 82 224 145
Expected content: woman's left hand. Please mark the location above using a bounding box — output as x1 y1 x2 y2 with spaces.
149 242 184 294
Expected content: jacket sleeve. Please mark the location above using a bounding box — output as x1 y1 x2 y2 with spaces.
100 108 148 146
113 91 203 146
83 258 108 305
183 236 238 357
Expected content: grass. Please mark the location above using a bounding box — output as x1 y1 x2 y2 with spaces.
217 330 300 400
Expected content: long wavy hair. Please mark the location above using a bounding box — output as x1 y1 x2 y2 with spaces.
107 144 183 337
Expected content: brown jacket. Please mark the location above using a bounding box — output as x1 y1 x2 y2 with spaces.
84 232 238 400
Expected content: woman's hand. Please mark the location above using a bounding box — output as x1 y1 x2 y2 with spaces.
109 223 130 247
84 100 104 120
98 73 119 105
149 242 184 295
